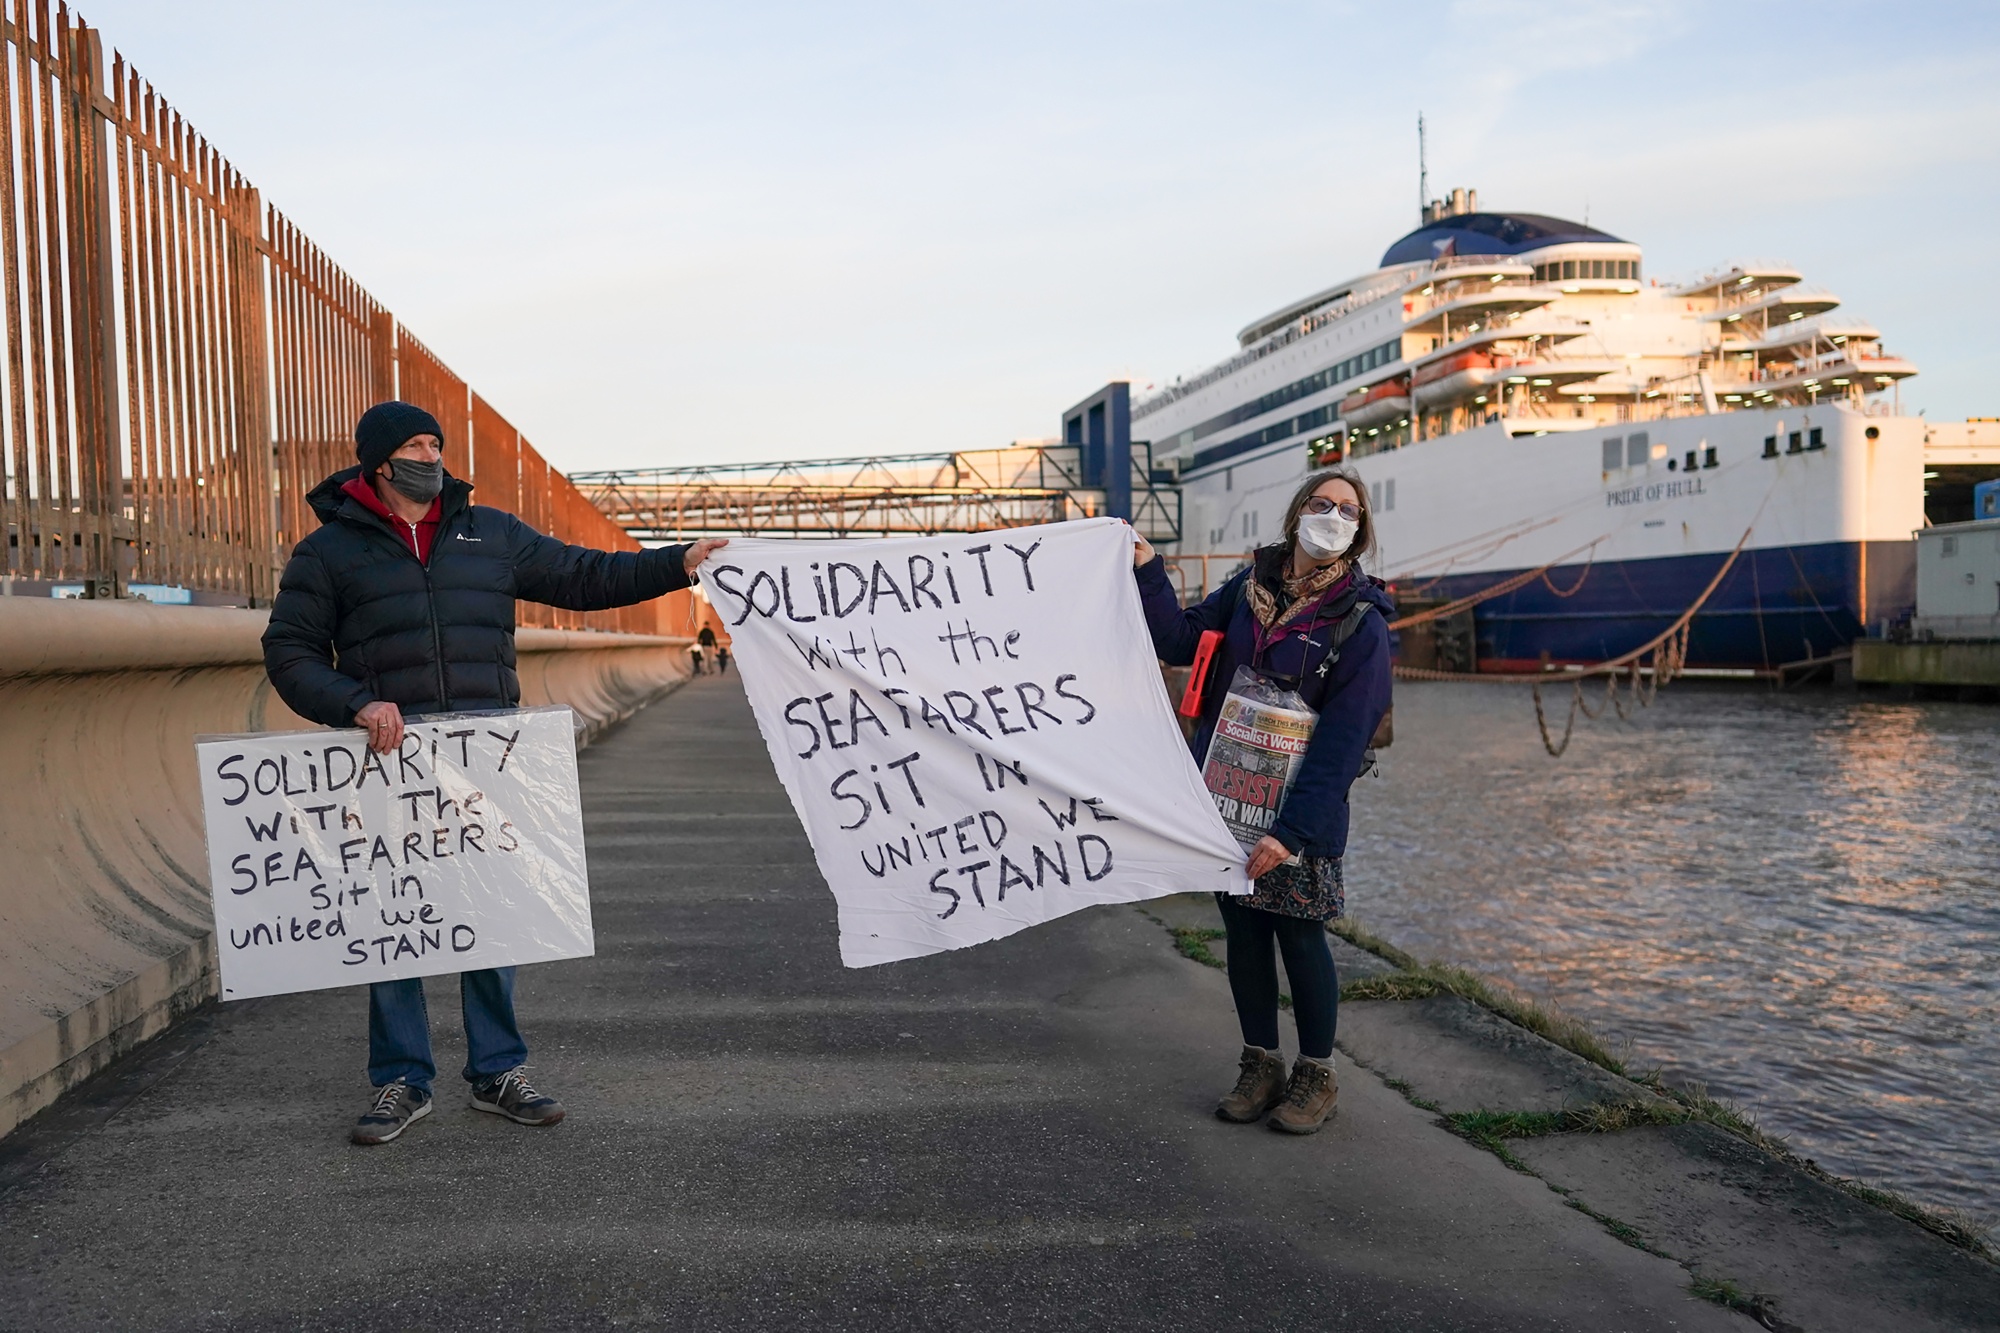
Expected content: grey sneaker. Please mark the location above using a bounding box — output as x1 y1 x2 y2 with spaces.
351 1080 432 1145
470 1066 565 1126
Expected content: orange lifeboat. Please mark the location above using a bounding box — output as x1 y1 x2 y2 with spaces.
1411 351 1511 408
1339 375 1411 431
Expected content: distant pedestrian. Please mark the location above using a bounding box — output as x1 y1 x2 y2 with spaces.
690 642 707 674
1131 470 1392 1134
698 623 729 675
262 400 728 1146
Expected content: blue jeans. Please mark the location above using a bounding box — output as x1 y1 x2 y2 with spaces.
367 968 528 1092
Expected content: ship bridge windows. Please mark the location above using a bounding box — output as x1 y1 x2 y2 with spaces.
1534 259 1639 282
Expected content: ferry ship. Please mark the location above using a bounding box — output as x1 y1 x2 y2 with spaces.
1135 189 1930 671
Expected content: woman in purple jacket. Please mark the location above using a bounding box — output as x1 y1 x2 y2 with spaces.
1132 468 1393 1134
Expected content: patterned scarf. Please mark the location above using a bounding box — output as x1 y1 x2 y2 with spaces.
1246 551 1352 633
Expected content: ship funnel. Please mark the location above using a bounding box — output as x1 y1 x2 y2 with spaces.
1421 187 1481 224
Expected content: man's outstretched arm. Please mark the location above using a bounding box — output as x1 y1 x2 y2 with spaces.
510 517 728 610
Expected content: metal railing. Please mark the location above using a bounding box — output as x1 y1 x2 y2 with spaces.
0 3 661 633
1160 552 1250 606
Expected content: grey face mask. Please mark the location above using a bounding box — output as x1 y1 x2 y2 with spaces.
385 456 444 504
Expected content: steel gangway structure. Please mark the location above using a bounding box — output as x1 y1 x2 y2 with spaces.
570 440 1184 543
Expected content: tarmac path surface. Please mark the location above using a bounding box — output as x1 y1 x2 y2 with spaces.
0 674 1744 1331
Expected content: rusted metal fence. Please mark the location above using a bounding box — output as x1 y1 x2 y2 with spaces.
0 2 674 635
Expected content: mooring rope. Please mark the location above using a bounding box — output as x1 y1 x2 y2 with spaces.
1387 534 1610 632
1390 523 1756 757
1540 543 1598 598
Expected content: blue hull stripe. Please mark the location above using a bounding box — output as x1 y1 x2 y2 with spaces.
1408 541 1916 670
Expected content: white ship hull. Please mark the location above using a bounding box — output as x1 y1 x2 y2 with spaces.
1172 404 1925 669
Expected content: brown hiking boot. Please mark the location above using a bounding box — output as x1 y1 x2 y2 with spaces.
1215 1045 1288 1123
1268 1057 1338 1134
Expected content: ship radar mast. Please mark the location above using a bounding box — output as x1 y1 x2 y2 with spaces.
1416 116 1479 225
1417 112 1427 224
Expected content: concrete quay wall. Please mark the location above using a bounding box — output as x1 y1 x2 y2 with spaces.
0 598 694 1138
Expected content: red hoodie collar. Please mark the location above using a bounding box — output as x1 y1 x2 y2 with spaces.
341 475 441 526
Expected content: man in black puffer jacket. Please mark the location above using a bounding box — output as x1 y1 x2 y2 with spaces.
264 400 725 1147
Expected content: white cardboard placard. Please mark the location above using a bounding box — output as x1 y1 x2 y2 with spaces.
196 706 592 999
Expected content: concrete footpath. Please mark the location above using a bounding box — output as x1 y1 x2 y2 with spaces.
0 675 1980 1330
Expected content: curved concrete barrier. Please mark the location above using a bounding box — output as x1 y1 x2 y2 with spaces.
0 600 693 1137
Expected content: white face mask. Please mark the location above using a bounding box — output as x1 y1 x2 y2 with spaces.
1296 510 1358 560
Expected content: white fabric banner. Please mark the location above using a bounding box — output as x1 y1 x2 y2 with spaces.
707 517 1248 967
195 706 593 1000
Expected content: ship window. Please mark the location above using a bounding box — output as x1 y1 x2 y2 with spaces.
1942 535 1957 557
1587 260 1600 279
1602 437 1623 470
1807 427 1825 451
1370 482 1382 510
1385 478 1396 511
1626 432 1649 467
1562 261 1576 280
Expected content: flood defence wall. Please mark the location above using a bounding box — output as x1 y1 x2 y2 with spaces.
0 599 695 1137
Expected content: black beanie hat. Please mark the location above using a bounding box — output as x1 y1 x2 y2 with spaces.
355 401 444 475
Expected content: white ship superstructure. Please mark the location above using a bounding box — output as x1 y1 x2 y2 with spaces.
1133 191 1928 669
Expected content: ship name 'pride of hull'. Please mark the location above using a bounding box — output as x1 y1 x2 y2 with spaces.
1135 191 1928 671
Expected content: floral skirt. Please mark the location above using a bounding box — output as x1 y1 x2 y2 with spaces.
1218 854 1344 922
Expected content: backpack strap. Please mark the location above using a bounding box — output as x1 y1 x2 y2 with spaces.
1315 600 1375 674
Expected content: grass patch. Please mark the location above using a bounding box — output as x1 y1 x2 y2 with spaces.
1331 917 1622 1073
1566 1197 1665 1256
1689 1276 1790 1327
1327 916 1419 971
1339 973 1443 1001
1378 1075 1440 1114
1449 1110 1567 1141
1169 927 1224 970
1637 1076 1781 1150
1827 1177 1993 1260
1446 1103 1691 1146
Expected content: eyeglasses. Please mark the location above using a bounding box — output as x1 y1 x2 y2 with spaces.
1302 498 1363 520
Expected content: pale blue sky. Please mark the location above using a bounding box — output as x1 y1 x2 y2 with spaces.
84 1 2000 473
